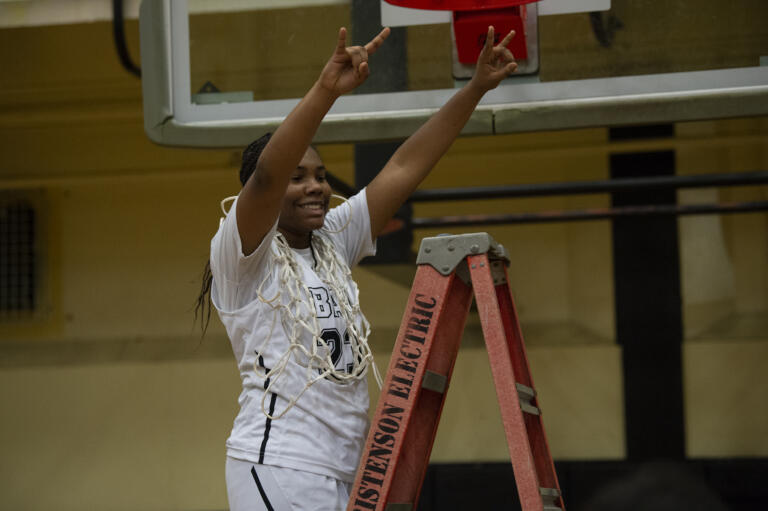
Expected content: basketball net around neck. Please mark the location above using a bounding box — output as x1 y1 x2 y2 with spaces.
220 195 382 420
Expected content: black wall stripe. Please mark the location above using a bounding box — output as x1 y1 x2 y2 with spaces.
250 466 275 511
609 125 685 460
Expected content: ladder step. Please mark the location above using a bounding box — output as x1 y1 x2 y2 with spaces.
516 383 541 415
520 402 541 415
422 370 447 394
540 487 562 510
515 382 536 400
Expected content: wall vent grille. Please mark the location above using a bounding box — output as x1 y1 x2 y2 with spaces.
0 192 40 319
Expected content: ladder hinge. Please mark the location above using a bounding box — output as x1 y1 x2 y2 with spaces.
416 232 509 276
490 259 507 285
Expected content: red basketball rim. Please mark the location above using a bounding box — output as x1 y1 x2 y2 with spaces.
383 0 540 12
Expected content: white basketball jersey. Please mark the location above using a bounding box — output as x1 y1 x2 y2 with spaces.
210 190 376 482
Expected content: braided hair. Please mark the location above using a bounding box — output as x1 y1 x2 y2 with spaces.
239 132 272 186
194 132 273 335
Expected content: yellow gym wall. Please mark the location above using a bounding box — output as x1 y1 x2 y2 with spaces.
1 14 767 511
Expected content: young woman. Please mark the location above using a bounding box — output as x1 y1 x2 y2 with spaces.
198 25 517 511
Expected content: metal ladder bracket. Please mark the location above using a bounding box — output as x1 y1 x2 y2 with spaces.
416 232 510 276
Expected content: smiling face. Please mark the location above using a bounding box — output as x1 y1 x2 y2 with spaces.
277 146 332 248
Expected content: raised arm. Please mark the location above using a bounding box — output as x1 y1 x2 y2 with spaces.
366 26 517 240
236 27 390 255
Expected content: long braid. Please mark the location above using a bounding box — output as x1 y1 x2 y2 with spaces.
194 260 213 335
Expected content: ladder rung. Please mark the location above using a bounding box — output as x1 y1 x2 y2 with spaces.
515 382 536 400
541 486 563 509
516 383 541 415
521 402 541 415
422 370 447 394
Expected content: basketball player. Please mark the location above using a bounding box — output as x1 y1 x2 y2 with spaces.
197 25 517 511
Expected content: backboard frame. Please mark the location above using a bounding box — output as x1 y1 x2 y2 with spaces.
139 0 768 148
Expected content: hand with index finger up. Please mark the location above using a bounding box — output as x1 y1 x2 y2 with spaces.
470 26 518 93
319 26 391 97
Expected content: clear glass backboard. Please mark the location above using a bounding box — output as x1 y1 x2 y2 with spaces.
139 0 768 147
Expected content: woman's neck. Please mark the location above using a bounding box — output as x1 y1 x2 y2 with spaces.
278 227 311 249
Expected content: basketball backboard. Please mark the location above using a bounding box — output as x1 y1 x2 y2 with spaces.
139 0 768 147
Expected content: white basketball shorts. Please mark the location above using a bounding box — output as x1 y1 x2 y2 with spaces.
225 456 352 511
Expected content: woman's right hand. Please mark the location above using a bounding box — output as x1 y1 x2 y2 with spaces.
318 26 391 97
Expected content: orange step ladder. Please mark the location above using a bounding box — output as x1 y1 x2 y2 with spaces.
348 233 564 511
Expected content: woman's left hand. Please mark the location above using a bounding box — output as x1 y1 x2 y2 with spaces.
470 26 518 93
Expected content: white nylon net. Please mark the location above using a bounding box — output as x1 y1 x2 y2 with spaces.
220 195 382 420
